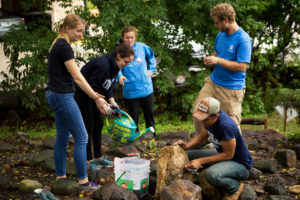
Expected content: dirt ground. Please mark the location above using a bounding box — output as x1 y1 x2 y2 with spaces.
0 125 300 200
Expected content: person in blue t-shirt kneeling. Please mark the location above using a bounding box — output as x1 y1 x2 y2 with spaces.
173 97 253 200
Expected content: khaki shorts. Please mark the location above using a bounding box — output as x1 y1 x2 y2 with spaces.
193 77 245 133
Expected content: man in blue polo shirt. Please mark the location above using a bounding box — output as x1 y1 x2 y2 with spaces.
193 3 252 133
174 97 253 200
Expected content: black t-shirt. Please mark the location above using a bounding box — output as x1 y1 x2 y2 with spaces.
76 53 119 99
47 38 75 93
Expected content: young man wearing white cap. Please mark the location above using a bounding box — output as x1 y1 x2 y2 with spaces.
174 97 253 200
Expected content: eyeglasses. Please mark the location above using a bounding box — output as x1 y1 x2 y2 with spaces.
123 58 131 65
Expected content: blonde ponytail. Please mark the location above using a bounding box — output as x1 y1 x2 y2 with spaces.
50 14 85 50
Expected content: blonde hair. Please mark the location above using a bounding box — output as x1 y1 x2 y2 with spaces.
50 14 85 49
121 25 138 37
210 3 236 23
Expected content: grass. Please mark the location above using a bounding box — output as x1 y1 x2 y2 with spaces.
0 112 299 139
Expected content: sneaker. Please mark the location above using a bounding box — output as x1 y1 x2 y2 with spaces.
88 160 100 171
79 181 99 191
94 157 113 167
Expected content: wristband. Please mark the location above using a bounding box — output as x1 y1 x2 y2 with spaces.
94 94 102 101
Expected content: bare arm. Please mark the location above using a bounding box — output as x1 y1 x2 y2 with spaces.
204 51 248 72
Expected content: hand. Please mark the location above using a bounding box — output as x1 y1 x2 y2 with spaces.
104 104 116 117
203 56 219 66
147 71 152 77
173 140 188 150
95 97 109 115
184 159 203 170
110 102 120 110
119 75 127 86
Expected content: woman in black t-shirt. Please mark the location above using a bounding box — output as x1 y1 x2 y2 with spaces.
45 14 112 190
75 43 134 170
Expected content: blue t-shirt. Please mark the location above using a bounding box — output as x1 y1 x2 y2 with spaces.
206 111 253 169
210 28 252 89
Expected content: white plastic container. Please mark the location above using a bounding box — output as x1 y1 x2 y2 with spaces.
114 157 150 199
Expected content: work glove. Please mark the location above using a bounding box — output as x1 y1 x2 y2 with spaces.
104 104 116 117
110 102 120 110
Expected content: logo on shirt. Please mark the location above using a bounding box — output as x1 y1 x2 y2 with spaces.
103 79 113 90
228 44 234 53
207 131 221 149
136 57 142 63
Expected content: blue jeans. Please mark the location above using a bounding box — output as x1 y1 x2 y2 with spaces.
187 149 250 194
45 90 88 180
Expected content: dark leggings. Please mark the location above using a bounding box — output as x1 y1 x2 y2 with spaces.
125 93 155 133
75 90 103 161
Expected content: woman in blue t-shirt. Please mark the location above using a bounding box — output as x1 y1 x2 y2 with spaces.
117 26 157 139
45 14 113 190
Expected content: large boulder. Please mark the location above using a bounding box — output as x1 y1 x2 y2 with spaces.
155 145 189 197
160 179 202 200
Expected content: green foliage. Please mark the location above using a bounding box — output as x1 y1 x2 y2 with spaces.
1 0 299 118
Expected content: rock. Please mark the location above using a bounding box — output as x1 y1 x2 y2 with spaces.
253 159 277 173
249 168 262 180
93 183 138 200
88 169 114 185
274 150 297 167
28 139 44 148
155 145 189 197
263 177 286 195
268 195 294 200
198 169 223 200
0 174 9 190
18 179 43 193
51 178 79 195
0 141 18 152
239 184 257 200
0 163 11 170
44 157 56 172
43 137 56 149
106 145 141 157
31 149 53 166
288 185 300 194
291 144 300 160
160 179 202 200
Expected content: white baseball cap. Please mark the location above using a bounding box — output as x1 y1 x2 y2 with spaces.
193 97 220 121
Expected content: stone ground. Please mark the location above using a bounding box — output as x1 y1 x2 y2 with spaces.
0 125 300 200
